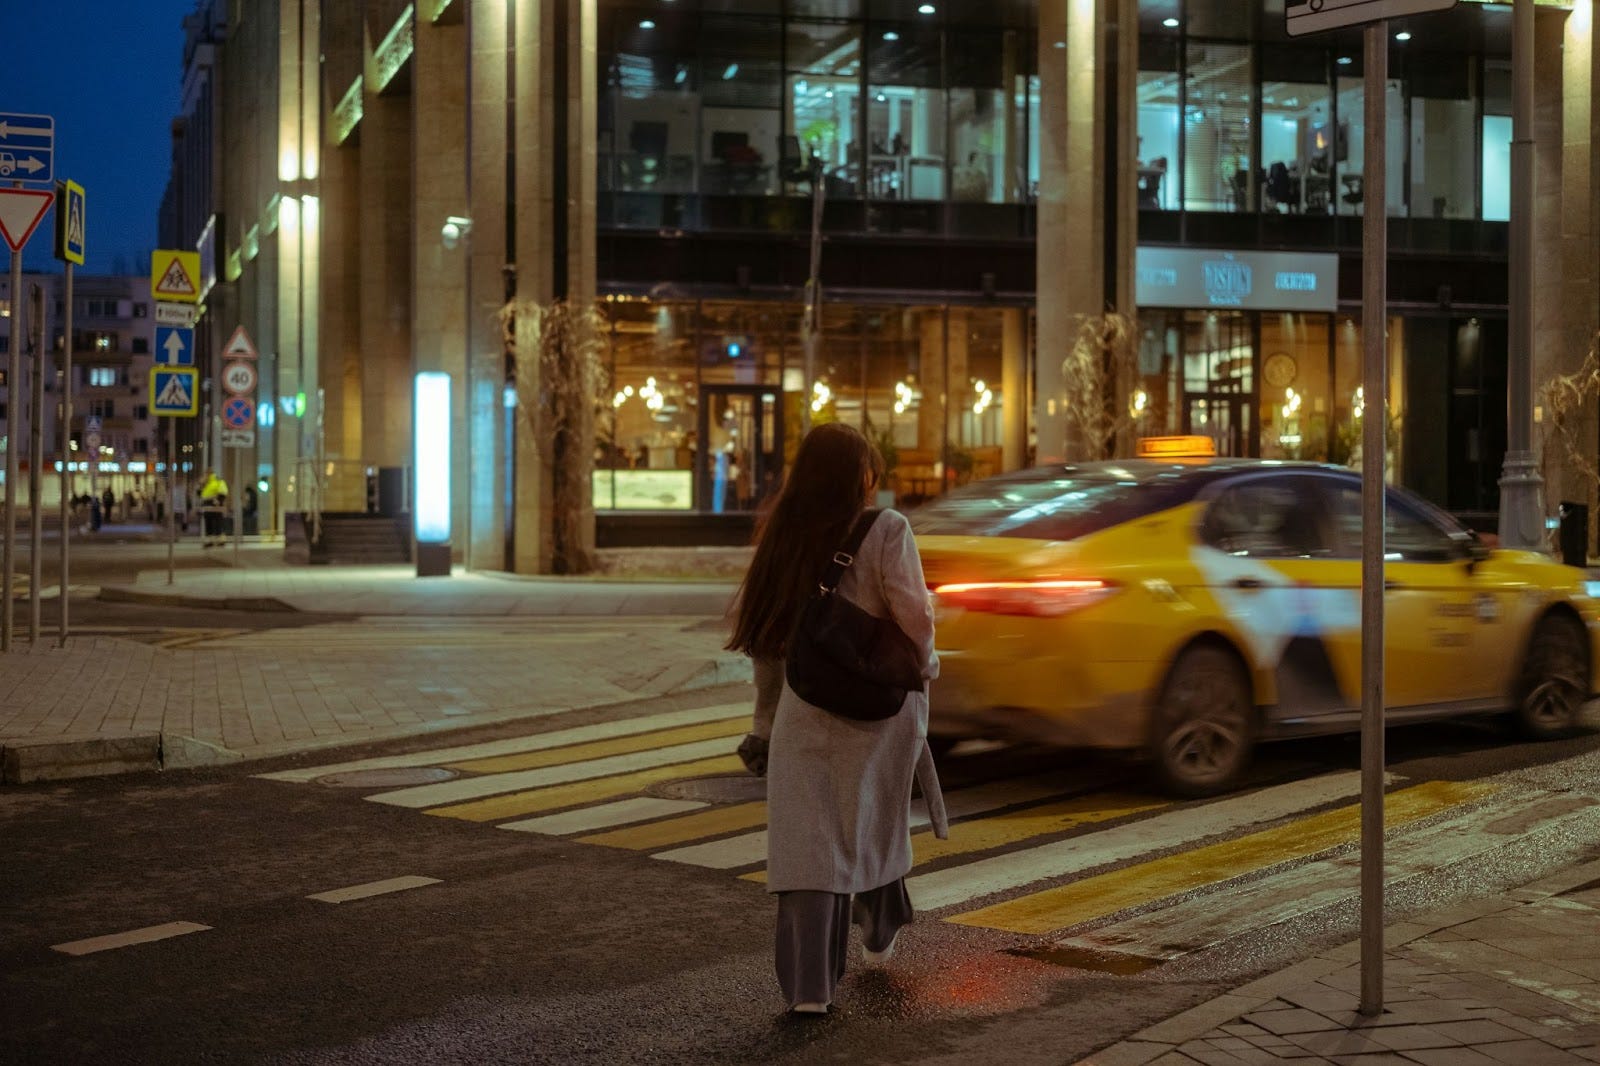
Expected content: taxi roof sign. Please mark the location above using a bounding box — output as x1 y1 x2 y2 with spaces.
151 249 201 303
1137 435 1218 459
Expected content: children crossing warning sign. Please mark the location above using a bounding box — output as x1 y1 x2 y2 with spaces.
150 249 202 303
150 367 200 416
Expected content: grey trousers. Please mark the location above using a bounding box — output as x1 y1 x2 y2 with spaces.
775 878 913 1009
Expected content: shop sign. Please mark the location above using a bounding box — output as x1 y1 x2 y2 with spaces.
1135 247 1338 313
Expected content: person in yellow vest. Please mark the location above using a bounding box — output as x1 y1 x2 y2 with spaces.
199 470 230 547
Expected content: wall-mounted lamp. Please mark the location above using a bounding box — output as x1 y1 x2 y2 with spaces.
441 215 472 250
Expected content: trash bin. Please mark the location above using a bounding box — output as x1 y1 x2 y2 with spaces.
1558 501 1588 567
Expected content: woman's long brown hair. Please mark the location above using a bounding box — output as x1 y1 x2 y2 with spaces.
726 422 885 659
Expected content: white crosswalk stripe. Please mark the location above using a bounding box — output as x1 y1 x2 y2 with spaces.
500 797 709 836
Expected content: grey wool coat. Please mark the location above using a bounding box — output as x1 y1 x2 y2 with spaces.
752 508 948 895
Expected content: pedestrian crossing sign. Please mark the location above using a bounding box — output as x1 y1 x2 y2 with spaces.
150 249 201 303
150 366 199 417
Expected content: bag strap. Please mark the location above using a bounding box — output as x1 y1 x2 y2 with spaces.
818 509 882 593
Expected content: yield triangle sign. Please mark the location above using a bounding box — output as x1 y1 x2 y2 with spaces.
224 324 258 360
0 188 54 253
154 255 198 298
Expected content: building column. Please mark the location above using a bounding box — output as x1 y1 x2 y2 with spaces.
1001 307 1027 470
1035 0 1110 463
413 9 470 556
509 0 598 574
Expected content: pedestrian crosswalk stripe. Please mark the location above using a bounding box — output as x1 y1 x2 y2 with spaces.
904 770 1382 912
446 718 748 775
258 702 748 784
307 875 442 904
737 777 1163 885
368 736 740 809
500 797 710 836
579 800 767 851
424 755 744 822
946 779 1491 935
51 921 211 957
1054 787 1586 963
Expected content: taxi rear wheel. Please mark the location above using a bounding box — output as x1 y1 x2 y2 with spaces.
1514 613 1589 740
1153 644 1255 798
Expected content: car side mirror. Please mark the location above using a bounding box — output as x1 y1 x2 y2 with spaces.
1463 534 1492 572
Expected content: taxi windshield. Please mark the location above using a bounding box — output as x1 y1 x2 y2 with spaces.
910 472 1199 541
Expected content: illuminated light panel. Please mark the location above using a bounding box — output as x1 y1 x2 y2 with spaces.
414 371 451 544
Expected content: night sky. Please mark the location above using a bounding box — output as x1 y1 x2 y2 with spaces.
4 0 198 276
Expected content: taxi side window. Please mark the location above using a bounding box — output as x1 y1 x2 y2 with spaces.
1201 480 1329 558
1324 483 1459 562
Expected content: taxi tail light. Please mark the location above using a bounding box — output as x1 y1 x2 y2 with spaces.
933 579 1118 618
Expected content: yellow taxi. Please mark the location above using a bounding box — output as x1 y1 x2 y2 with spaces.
910 439 1600 796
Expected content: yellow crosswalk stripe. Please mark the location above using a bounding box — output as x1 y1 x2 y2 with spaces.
445 719 749 775
577 801 768 850
911 792 1169 866
945 779 1494 934
738 790 1166 886
424 755 744 822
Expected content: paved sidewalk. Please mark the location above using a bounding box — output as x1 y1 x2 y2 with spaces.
5 554 750 782
1077 857 1600 1065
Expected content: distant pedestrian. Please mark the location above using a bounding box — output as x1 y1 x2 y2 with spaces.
725 422 944 1016
199 469 229 547
101 487 115 523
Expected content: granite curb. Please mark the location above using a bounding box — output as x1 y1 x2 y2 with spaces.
0 659 753 785
96 584 300 613
1072 857 1600 1065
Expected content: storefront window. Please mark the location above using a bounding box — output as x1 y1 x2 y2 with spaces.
1258 313 1331 461
1182 310 1254 456
950 309 1006 484
1133 310 1183 437
1259 47 1334 215
1331 314 1405 477
868 22 946 201
606 12 699 196
1409 56 1477 219
1184 42 1253 212
597 300 698 511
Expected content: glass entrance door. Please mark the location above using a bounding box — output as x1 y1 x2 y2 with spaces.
1183 310 1255 457
698 386 783 513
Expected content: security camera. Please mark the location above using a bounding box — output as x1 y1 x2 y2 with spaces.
441 215 472 249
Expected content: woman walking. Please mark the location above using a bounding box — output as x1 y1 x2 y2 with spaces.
727 422 945 1015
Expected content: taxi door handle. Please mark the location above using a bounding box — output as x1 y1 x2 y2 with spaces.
1233 578 1263 589
1385 579 1403 590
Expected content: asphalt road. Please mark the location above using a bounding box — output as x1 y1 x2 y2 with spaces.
7 684 1600 1066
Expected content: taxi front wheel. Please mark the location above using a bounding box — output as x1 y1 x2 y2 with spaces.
1153 644 1256 798
1514 614 1589 740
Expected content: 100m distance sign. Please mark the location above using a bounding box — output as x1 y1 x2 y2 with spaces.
223 360 257 395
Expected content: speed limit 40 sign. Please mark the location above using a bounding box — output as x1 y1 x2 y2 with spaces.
223 360 257 395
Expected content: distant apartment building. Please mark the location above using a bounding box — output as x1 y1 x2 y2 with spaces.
0 273 160 501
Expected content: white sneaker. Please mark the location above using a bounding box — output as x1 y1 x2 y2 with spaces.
861 928 899 965
791 1002 830 1014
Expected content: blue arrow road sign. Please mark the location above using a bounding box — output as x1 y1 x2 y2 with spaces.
0 113 54 186
155 325 194 366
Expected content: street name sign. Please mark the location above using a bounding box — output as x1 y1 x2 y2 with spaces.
150 249 201 303
222 361 257 395
222 395 255 429
0 113 54 185
1286 0 1457 35
222 428 255 448
223 325 257 360
155 325 195 366
151 367 199 417
0 187 53 252
154 302 197 328
53 179 84 265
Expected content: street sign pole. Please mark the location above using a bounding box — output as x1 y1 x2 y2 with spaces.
4 244 19 652
1359 21 1389 1019
28 282 43 642
59 258 72 645
167 424 175 586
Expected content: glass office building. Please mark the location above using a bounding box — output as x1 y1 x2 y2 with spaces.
593 0 1553 543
